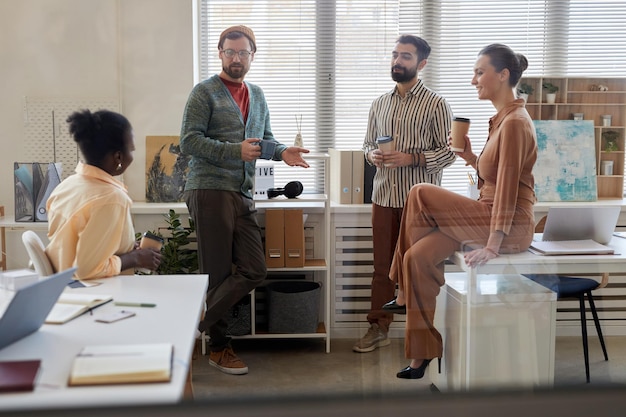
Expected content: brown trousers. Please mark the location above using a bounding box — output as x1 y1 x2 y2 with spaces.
389 184 534 360
367 204 404 332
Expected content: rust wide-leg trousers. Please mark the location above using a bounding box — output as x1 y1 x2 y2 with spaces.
389 183 533 360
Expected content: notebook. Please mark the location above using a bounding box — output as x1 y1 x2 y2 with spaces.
0 267 76 351
68 343 173 386
541 206 621 245
0 359 41 392
45 292 113 324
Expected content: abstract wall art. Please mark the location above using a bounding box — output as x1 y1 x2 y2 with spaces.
533 120 597 202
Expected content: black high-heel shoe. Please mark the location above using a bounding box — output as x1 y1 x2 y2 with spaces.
396 358 442 379
381 299 406 314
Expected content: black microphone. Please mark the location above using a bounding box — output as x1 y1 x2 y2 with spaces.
267 181 303 199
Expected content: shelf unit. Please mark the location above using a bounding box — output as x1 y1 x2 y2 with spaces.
521 77 626 199
203 154 332 352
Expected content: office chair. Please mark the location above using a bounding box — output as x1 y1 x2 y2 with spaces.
21 230 55 277
524 216 609 383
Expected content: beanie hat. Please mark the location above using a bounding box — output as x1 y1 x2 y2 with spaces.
218 25 256 52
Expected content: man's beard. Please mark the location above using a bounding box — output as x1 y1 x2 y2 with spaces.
391 65 417 83
223 63 248 79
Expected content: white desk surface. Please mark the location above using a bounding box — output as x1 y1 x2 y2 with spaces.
0 274 208 412
450 236 626 275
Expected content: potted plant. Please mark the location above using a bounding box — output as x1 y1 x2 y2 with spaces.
542 82 559 104
517 82 534 101
136 209 198 275
602 130 620 152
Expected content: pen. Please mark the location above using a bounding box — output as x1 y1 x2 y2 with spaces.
114 302 157 308
467 172 475 185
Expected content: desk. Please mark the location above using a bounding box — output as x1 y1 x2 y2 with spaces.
431 236 626 391
0 274 208 412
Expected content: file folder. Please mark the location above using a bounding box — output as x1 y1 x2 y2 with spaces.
265 209 285 268
284 209 305 267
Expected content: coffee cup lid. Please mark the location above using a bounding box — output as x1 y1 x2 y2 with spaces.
376 136 393 143
143 232 164 243
453 117 470 123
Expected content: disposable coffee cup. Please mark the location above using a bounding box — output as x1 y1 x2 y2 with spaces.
259 139 277 160
450 117 471 152
140 232 164 251
376 136 394 152
138 232 163 274
376 136 394 167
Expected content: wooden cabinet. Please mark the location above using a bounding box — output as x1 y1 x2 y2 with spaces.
521 77 626 199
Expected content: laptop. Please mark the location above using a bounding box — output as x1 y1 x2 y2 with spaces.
541 206 621 245
0 267 76 351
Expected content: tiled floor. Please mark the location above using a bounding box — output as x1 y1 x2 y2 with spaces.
191 335 626 400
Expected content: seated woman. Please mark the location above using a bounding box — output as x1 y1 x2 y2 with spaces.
46 109 161 279
386 44 537 379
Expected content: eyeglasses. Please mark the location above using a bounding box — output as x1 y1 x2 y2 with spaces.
221 49 252 59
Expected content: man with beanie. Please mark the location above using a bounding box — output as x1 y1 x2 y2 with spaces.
180 25 309 375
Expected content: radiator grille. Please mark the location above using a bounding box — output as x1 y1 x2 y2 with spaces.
333 222 626 334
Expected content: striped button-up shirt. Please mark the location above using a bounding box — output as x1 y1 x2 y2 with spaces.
362 79 455 208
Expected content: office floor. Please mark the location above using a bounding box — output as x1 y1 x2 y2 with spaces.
190 335 626 400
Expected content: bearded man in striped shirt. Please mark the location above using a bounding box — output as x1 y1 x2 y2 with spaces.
354 35 455 353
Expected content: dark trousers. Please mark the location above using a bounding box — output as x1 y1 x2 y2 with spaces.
366 203 403 333
185 189 267 351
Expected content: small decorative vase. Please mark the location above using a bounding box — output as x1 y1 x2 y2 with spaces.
546 93 556 104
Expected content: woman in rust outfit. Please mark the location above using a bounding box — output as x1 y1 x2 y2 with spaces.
387 44 538 379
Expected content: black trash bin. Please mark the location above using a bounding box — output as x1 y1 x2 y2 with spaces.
267 281 321 333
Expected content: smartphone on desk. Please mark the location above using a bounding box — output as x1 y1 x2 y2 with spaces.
95 310 136 323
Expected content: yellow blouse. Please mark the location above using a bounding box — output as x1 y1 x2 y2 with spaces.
46 162 135 279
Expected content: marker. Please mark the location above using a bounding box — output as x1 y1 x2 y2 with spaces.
114 302 156 308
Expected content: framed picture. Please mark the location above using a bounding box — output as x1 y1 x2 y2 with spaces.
145 136 190 203
533 120 597 201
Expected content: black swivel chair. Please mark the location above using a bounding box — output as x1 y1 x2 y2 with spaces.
524 216 609 383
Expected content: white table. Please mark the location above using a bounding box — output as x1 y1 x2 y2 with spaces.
0 274 208 412
451 236 626 278
431 236 626 391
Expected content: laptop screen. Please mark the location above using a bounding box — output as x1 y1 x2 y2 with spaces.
542 206 620 244
0 268 76 350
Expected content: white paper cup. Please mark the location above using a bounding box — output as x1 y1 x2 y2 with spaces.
376 136 394 152
376 136 394 167
450 117 471 152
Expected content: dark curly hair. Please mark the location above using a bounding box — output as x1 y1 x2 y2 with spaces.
66 109 131 166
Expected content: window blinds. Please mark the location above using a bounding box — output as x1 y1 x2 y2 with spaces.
198 0 626 196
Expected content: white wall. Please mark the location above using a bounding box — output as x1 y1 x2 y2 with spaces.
0 0 193 210
0 0 194 268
